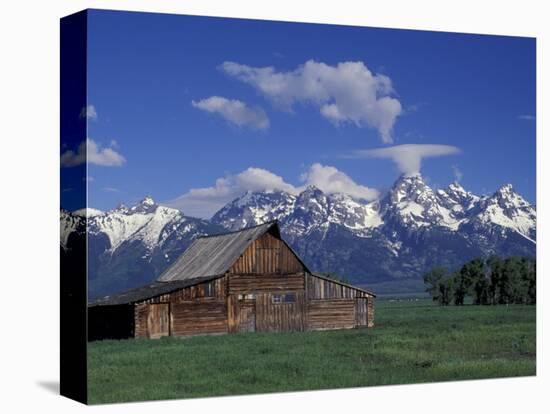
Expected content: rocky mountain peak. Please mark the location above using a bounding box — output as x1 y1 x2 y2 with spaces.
211 190 296 231
488 184 531 210
437 182 479 215
129 196 158 214
296 185 327 204
388 173 433 204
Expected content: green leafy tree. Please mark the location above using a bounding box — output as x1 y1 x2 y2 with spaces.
423 267 447 302
424 256 535 306
423 267 454 306
487 256 503 304
453 269 470 306
438 276 454 306
462 258 489 305
526 258 536 304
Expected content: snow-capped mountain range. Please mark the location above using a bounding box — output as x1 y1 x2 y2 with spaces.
213 174 535 242
61 197 222 298
61 174 536 298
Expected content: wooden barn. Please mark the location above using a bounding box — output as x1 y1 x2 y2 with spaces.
88 222 375 340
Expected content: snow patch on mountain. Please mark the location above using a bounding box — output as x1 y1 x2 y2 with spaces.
212 190 297 231
60 209 84 248
469 184 536 242
382 175 462 230
88 198 181 252
211 174 536 246
73 207 104 217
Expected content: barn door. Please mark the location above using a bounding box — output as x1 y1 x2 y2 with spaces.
237 297 256 333
355 298 368 327
147 303 170 338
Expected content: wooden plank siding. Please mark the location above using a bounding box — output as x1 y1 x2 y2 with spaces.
256 292 305 332
229 232 304 275
134 277 228 338
367 297 375 328
355 297 368 327
132 273 374 338
236 299 256 333
307 299 356 330
224 232 309 334
306 274 370 300
139 277 226 305
146 303 170 339
171 301 227 336
305 274 374 330
228 273 305 294
134 302 148 338
125 233 376 339
89 222 377 341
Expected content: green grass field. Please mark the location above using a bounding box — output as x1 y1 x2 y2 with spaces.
87 299 536 404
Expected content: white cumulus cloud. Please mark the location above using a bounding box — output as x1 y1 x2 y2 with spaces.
60 138 126 167
221 60 402 143
192 96 269 130
352 144 461 176
300 163 379 200
165 167 294 217
164 164 377 218
451 165 463 183
80 104 98 120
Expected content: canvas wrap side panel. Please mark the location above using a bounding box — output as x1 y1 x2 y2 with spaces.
60 10 88 405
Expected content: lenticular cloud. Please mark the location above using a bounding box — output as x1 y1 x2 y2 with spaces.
353 144 461 176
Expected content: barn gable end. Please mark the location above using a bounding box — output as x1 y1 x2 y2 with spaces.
229 232 306 275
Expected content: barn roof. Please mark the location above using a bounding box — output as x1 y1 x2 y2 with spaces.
157 221 286 282
88 275 220 307
311 272 376 297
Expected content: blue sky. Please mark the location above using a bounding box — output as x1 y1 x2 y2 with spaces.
62 9 536 216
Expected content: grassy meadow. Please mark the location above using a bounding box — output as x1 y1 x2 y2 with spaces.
87 299 536 404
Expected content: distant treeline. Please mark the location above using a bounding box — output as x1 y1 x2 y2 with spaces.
423 256 536 305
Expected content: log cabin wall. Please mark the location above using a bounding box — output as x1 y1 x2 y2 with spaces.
227 232 308 333
255 292 306 332
91 224 375 340
126 229 376 339
170 301 227 336
307 299 356 330
367 297 375 328
134 277 228 338
306 274 370 300
229 232 305 275
228 273 304 294
306 274 374 330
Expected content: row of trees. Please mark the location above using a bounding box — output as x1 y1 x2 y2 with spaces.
423 256 536 305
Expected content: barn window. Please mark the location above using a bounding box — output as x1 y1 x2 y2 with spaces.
272 293 296 304
283 293 296 303
238 293 255 300
204 282 213 297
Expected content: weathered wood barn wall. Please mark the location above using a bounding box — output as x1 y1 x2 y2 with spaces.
89 222 375 340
